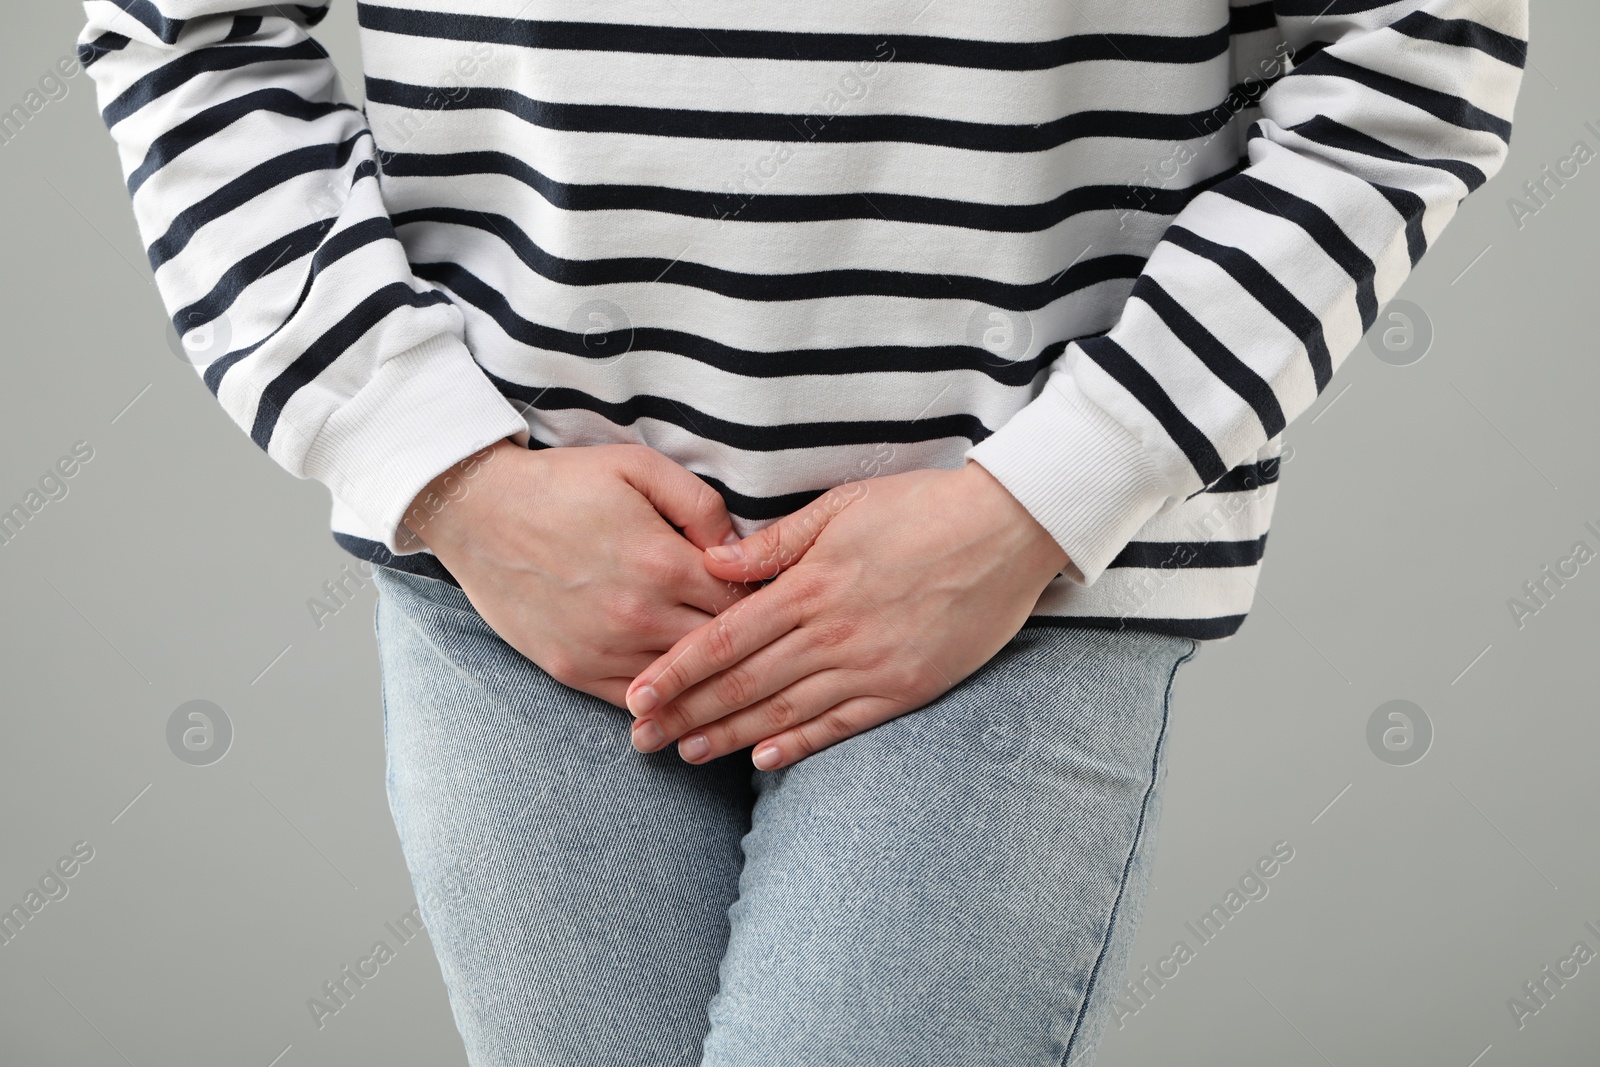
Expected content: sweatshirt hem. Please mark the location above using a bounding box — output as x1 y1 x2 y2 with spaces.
333 533 1251 642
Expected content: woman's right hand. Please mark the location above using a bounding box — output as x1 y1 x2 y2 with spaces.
405 438 754 708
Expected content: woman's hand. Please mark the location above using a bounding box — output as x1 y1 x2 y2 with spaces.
410 439 754 708
622 461 1071 768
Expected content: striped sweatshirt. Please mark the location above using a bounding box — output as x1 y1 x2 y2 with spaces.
79 1 1529 641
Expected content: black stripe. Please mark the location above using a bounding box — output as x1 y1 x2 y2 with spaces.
379 148 1244 233
226 15 264 41
102 40 329 128
1230 3 1279 36
1286 39 1329 70
1160 224 1333 392
1078 334 1228 485
1368 181 1428 266
394 206 1146 310
1274 0 1410 15
1111 534 1268 569
78 32 131 68
1204 456 1281 493
1213 173 1378 330
1196 66 1295 140
250 283 453 449
1292 51 1513 141
128 88 357 195
1129 276 1286 437
1020 612 1247 640
204 217 395 394
1285 113 1487 192
147 133 365 270
339 534 453 583
483 375 994 453
358 5 1232 70
694 474 836 523
413 259 1063 387
1390 11 1527 67
173 218 335 331
111 0 187 44
537 448 837 522
365 77 1267 154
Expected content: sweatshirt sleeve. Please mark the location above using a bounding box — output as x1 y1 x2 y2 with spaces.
965 0 1530 587
77 0 530 554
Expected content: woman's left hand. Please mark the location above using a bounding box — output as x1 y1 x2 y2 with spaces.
623 460 1071 769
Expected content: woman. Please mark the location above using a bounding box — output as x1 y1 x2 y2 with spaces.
78 1 1527 1061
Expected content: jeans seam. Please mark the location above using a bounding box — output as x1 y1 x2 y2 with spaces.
1056 638 1192 1066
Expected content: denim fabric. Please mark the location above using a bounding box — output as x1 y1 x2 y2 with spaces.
372 565 1198 1067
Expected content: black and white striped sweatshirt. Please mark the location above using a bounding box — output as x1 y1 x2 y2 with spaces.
79 1 1528 641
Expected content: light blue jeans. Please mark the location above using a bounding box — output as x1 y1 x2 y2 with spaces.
372 565 1198 1066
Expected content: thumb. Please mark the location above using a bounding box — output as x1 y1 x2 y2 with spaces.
620 447 737 551
703 482 861 582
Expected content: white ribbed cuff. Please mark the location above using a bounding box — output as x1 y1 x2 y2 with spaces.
965 370 1172 587
300 333 530 555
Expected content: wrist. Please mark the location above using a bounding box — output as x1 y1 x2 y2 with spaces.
956 459 1071 580
403 435 523 551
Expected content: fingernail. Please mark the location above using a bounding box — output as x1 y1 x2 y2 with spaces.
721 530 742 546
708 544 743 562
632 719 665 752
628 685 659 716
753 744 782 770
679 735 710 762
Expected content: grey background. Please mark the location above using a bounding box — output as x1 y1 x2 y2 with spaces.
2 4 1595 1065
